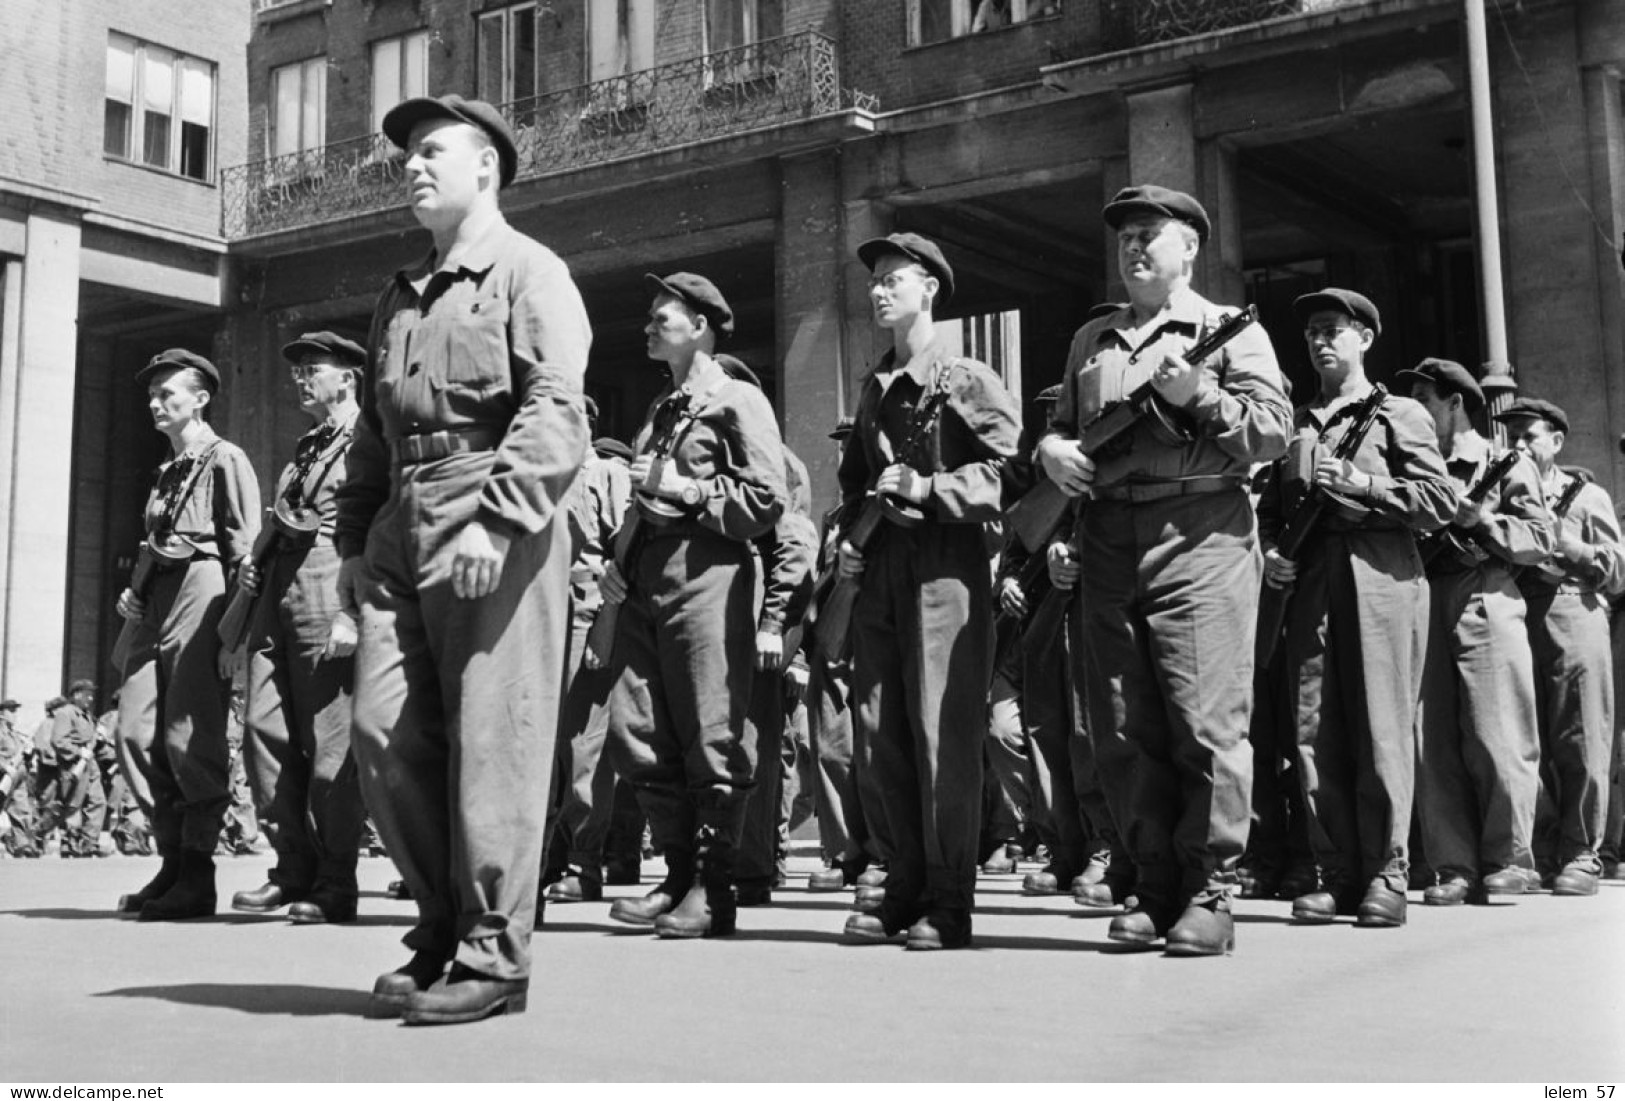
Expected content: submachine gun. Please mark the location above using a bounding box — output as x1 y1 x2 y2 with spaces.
1419 449 1522 569
217 420 350 652
813 360 958 663
1523 466 1592 584
1006 305 1262 654
1253 383 1389 667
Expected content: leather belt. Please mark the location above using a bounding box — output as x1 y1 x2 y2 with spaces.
391 425 504 465
1092 475 1244 504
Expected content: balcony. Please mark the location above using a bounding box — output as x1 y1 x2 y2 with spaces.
1102 0 1360 49
220 30 878 239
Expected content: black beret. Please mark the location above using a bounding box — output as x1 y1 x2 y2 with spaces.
0 698 19 711
857 232 955 307
645 272 735 338
67 679 96 696
1395 358 1484 412
1035 384 1063 405
382 94 518 188
828 417 855 441
281 331 367 369
593 437 633 462
136 348 220 391
1103 185 1211 242
714 353 762 390
1493 397 1569 434
1293 288 1382 337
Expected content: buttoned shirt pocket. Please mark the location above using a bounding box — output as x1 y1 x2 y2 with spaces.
443 293 512 392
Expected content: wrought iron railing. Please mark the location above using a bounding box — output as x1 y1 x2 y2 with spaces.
220 30 877 239
1103 0 1360 49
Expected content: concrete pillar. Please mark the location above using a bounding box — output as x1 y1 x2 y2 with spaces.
0 211 82 709
777 149 852 518
1580 62 1625 498
1120 85 1245 305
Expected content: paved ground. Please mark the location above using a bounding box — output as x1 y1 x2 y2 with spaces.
0 850 1621 1083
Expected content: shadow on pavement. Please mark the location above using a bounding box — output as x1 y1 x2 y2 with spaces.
0 908 132 922
94 983 374 1017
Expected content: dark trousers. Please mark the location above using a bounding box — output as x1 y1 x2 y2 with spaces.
543 617 618 876
607 529 758 863
738 669 785 886
1526 588 1614 871
244 545 362 894
1078 491 1258 907
806 652 867 864
351 457 572 982
1283 532 1426 887
851 522 992 918
117 559 232 856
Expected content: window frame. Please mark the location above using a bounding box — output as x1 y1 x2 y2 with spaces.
269 55 327 161
906 0 1053 47
477 2 541 106
104 32 217 183
586 0 654 84
370 30 431 134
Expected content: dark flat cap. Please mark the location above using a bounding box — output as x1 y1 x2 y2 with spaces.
137 348 220 391
714 353 762 390
383 95 518 188
829 417 855 441
1103 185 1211 242
282 331 367 368
593 437 633 462
645 272 734 338
1493 396 1569 434
0 698 19 711
1294 288 1382 337
67 679 96 696
1036 384 1063 405
1396 357 1483 411
857 232 955 307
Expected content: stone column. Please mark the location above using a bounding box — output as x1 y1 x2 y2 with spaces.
0 210 82 708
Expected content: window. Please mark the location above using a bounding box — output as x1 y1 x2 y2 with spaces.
705 0 781 54
587 0 654 83
908 0 1059 46
104 33 216 181
371 31 430 133
478 3 540 104
270 57 326 159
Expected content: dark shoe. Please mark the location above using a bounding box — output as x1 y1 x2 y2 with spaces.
853 884 885 913
855 866 888 888
807 864 851 892
385 879 414 901
138 853 216 922
232 881 303 914
734 882 772 907
1600 856 1623 882
608 888 677 927
1290 890 1348 924
368 951 448 1019
402 964 527 1026
1106 907 1165 947
654 874 737 939
841 913 900 943
1274 862 1320 902
1075 876 1134 909
603 860 641 886
904 911 972 951
1424 874 1472 906
1480 866 1538 903
1164 899 1235 957
1551 862 1600 897
544 873 603 903
288 889 358 925
117 856 180 914
1354 879 1407 927
980 845 1018 875
1022 868 1066 896
1236 861 1282 901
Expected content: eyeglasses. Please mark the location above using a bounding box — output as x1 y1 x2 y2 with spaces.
1303 325 1356 344
867 271 921 292
288 363 338 381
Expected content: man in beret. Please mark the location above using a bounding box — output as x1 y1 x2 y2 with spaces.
1255 290 1455 927
837 232 1022 950
51 679 108 857
1495 398 1625 896
1402 359 1553 905
337 95 591 1023
1038 185 1291 955
230 331 369 924
538 391 633 906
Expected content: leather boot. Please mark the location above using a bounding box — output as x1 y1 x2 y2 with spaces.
232 881 302 914
288 879 359 924
1353 876 1407 927
655 825 737 939
1164 895 1235 956
402 964 528 1026
368 950 448 1019
117 855 180 914
609 849 692 927
138 851 217 922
